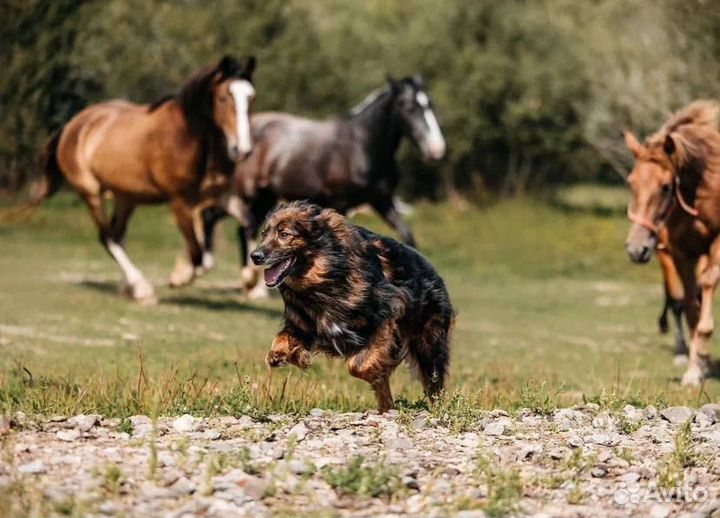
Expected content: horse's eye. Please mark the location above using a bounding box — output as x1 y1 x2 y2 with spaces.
662 184 671 193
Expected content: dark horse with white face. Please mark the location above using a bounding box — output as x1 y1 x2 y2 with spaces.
201 76 446 295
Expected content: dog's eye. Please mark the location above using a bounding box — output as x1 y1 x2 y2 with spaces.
279 231 290 240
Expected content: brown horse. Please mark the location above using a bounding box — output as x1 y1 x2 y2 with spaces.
624 100 720 385
35 55 256 302
201 76 447 296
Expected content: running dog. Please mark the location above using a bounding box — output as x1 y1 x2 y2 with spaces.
250 201 453 412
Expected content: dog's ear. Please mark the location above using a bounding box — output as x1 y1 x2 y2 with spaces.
316 207 347 234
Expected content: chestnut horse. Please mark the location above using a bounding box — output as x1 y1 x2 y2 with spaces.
201 76 446 295
624 100 720 385
35 55 256 303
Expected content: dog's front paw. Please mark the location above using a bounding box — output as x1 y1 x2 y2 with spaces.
288 346 311 369
266 349 289 368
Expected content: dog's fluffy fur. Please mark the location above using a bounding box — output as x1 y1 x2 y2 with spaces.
251 201 453 412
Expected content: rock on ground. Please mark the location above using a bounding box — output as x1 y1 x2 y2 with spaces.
1 406 719 517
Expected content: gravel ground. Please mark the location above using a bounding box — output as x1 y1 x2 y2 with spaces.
2 404 720 517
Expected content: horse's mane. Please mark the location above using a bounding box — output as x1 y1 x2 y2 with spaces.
348 87 391 116
648 100 720 177
145 56 254 176
147 94 175 112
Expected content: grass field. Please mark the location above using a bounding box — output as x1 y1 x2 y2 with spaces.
0 190 718 419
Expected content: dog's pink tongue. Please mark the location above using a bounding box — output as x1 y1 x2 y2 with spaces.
264 261 284 285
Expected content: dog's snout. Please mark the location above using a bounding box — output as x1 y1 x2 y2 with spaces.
250 248 266 265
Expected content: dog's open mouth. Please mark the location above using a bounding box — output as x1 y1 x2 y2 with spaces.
263 257 296 287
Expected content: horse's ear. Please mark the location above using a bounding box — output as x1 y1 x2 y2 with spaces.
412 74 425 87
623 130 644 158
218 54 237 76
244 56 256 76
387 75 401 93
664 133 676 156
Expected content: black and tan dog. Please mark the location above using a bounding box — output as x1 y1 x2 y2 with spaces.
250 201 453 412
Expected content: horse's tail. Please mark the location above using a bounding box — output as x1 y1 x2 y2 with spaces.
32 129 65 205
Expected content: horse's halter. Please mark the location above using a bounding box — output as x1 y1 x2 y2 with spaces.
626 176 698 235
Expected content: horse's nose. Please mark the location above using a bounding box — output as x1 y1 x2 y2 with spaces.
627 244 652 264
250 249 266 265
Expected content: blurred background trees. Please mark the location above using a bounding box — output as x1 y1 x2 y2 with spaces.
2 0 719 200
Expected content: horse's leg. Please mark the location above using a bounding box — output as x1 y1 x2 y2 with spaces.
200 205 227 270
683 243 720 386
83 192 155 303
109 195 155 302
242 193 275 299
371 198 416 248
657 248 688 363
169 197 204 288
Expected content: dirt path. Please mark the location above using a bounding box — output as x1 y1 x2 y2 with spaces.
2 405 720 517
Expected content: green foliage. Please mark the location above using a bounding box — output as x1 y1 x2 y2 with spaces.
518 380 557 415
476 453 524 517
3 0 720 197
322 455 401 499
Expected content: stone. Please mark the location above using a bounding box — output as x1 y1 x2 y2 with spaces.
648 503 672 518
402 475 420 490
287 421 309 442
213 469 268 500
659 406 695 424
517 442 542 460
591 467 608 478
623 405 644 423
645 405 658 420
99 502 120 515
484 421 505 436
203 429 221 440
616 471 641 483
70 414 100 432
567 435 583 448
172 414 197 433
18 460 46 474
288 460 314 476
699 404 720 424
129 415 151 427
56 429 80 442
170 476 196 495
309 408 325 417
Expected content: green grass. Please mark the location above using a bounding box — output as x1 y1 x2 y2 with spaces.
0 191 718 418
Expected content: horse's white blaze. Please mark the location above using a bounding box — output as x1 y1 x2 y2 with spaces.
107 240 143 285
416 91 446 160
229 80 255 155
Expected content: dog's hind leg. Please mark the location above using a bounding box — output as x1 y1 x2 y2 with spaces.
409 313 452 401
347 322 402 413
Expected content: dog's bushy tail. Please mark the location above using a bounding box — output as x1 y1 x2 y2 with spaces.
410 311 453 400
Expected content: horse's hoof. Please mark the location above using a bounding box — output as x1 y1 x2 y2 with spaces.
202 252 215 270
169 257 195 287
240 266 259 290
681 365 704 386
673 354 689 367
248 282 270 300
124 279 157 305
